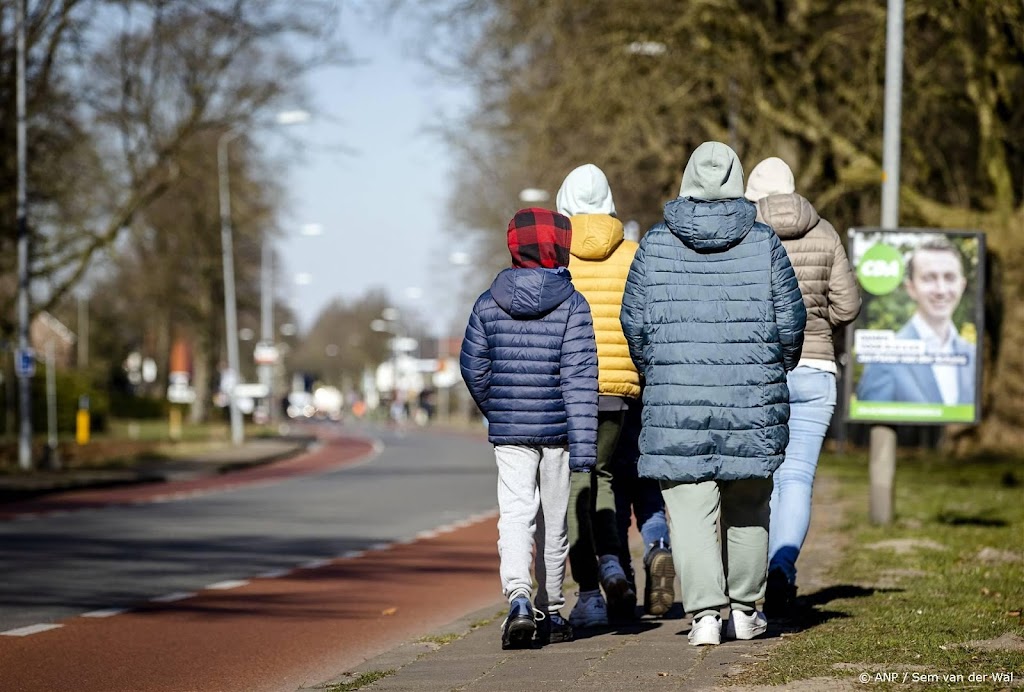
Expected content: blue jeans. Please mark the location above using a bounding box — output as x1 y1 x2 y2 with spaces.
769 366 836 585
611 398 670 586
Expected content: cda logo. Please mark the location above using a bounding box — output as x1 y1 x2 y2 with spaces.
857 243 904 295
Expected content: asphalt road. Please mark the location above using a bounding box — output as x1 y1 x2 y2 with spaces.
0 423 497 633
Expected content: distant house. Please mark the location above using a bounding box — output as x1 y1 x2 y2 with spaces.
30 312 77 369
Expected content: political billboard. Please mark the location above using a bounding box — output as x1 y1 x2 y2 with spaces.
845 228 984 425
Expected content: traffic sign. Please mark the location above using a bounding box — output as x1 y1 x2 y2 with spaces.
14 348 35 378
167 382 196 404
253 341 280 365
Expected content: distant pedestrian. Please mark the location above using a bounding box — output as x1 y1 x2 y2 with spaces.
621 142 806 646
556 163 673 625
745 156 860 614
460 208 599 650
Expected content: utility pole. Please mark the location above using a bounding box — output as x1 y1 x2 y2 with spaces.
16 0 33 470
259 240 274 423
78 295 89 368
870 0 905 525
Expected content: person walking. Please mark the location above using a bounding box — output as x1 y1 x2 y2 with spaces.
745 157 861 613
620 142 806 646
460 207 599 649
556 164 674 624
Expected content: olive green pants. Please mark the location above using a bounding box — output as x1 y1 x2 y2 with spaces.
660 477 772 619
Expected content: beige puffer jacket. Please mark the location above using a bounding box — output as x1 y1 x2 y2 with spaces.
756 193 861 362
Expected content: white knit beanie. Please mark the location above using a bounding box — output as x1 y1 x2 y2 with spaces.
744 157 795 202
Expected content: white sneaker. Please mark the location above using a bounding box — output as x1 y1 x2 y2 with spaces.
568 590 608 628
725 609 768 640
687 614 722 646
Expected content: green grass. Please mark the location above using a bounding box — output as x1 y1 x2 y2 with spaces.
418 633 461 645
324 669 395 691
739 450 1024 690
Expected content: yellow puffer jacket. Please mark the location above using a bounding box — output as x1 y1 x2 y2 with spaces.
568 214 641 399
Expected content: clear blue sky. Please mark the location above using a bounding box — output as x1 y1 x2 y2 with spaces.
277 7 471 334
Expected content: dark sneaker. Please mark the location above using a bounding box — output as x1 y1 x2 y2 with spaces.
599 555 635 621
501 596 537 650
644 544 675 616
763 568 796 617
535 610 573 645
609 583 638 623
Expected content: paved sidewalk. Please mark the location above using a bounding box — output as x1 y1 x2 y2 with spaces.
321 476 845 692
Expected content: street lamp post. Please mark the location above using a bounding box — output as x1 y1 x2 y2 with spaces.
218 128 245 446
15 0 32 470
217 110 309 446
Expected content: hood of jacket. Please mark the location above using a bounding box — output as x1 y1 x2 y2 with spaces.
489 267 575 318
756 193 820 240
664 197 757 251
556 163 616 216
569 214 624 261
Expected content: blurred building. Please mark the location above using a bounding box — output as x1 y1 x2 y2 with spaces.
30 312 76 368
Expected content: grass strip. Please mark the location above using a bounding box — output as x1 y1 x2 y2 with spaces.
325 669 395 691
738 450 1024 690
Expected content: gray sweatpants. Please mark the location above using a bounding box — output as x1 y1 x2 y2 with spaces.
661 478 773 619
495 444 572 612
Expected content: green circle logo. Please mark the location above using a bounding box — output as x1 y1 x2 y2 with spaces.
857 243 904 295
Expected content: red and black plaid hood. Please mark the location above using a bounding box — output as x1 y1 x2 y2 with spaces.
507 208 573 269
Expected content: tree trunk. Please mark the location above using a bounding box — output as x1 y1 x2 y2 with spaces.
974 245 1024 450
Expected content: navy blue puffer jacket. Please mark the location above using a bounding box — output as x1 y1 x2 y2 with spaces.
460 267 599 470
620 197 806 482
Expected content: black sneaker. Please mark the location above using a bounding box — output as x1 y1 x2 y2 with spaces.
535 610 573 644
644 542 676 617
763 568 796 617
609 583 639 623
501 596 537 650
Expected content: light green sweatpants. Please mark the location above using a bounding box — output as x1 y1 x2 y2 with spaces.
660 478 773 620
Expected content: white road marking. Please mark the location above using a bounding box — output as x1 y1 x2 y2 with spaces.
299 558 331 569
205 579 249 590
1 623 63 637
81 608 127 618
150 591 195 603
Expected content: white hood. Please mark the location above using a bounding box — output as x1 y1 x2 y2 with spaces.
556 163 616 216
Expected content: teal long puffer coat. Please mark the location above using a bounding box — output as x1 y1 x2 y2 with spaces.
620 197 806 482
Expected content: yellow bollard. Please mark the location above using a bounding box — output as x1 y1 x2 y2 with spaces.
76 395 90 445
169 406 182 441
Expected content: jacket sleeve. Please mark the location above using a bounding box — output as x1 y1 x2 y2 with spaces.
770 231 807 372
856 364 892 402
561 292 599 471
620 242 647 372
827 226 862 327
459 299 491 414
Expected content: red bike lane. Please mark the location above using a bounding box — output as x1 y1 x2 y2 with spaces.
0 516 501 692
0 432 377 520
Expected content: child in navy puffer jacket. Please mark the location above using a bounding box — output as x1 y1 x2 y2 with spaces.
460 207 599 649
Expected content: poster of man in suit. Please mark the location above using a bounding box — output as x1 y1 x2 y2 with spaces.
847 229 983 424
